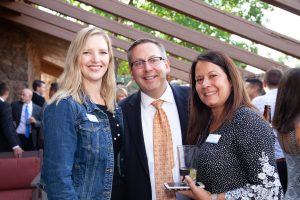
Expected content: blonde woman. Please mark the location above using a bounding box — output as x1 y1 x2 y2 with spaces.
116 87 128 103
41 27 125 200
273 68 300 200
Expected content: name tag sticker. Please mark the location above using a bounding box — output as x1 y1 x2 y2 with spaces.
206 134 221 144
86 114 98 122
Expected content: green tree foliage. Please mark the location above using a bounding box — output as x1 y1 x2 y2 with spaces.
123 0 272 54
117 60 130 75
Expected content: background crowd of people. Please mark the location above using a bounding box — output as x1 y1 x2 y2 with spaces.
0 80 48 156
0 26 299 200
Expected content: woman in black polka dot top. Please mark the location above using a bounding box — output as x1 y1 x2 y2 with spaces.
180 51 283 200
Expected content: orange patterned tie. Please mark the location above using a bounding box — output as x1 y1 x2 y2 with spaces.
152 100 176 200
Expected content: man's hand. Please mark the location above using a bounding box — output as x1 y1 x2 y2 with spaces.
13 147 24 158
29 117 37 124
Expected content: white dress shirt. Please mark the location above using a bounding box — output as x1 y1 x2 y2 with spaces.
16 101 33 135
252 88 284 159
140 85 183 200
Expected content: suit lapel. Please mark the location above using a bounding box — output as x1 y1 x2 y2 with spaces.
16 101 23 127
170 85 188 145
32 104 37 117
127 92 150 177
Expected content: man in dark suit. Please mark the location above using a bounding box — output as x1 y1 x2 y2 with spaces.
32 80 46 107
0 82 23 157
119 38 189 200
11 88 42 150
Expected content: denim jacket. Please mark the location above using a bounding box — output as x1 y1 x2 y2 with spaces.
41 95 125 200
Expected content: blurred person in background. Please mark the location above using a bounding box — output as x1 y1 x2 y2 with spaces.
48 82 58 99
252 68 287 193
32 80 46 107
11 88 42 151
273 68 300 200
116 86 128 103
0 82 23 157
244 78 264 100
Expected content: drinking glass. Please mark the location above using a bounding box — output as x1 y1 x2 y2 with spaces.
177 145 198 182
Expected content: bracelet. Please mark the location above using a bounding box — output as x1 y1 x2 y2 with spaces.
211 194 218 200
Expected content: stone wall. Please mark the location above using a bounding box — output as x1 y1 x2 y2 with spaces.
0 21 29 102
0 20 69 102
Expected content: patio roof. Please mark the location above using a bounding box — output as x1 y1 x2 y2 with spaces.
1 0 299 82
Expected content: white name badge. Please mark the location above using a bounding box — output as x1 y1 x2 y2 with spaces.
86 114 98 122
206 134 221 144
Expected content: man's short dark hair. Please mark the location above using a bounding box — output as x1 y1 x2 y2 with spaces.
127 38 167 66
50 82 58 92
245 78 263 94
264 69 283 87
32 80 45 91
0 82 9 96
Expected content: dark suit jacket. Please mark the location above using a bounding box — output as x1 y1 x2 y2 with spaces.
0 100 20 152
32 92 45 107
11 101 42 150
119 85 190 200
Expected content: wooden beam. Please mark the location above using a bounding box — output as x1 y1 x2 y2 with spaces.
76 0 290 71
0 1 129 53
0 1 253 80
24 0 199 62
169 67 190 82
261 0 300 16
150 0 300 59
42 55 64 68
0 12 76 42
0 8 191 81
25 0 288 72
1 1 86 33
0 1 194 76
41 59 63 77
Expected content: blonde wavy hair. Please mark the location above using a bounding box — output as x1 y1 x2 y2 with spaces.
49 26 116 112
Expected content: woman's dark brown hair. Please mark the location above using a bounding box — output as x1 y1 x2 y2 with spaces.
187 51 252 144
273 68 300 152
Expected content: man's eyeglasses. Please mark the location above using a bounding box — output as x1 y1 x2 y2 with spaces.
131 57 165 69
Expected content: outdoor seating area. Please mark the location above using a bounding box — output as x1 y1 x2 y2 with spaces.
0 150 43 200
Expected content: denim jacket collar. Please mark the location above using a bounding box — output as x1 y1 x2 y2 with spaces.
80 90 119 114
80 90 101 113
